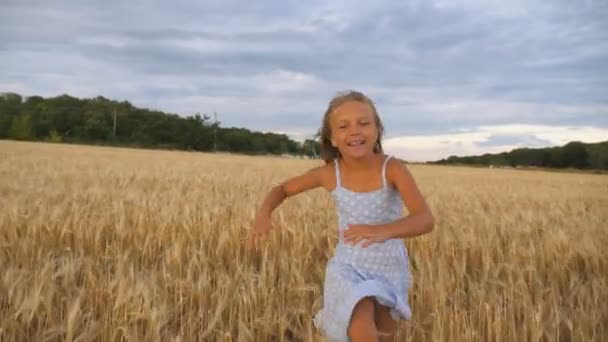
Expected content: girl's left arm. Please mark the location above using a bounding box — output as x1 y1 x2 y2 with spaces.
343 159 435 246
382 159 435 239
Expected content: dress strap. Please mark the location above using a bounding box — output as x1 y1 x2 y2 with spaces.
382 155 392 188
334 158 342 188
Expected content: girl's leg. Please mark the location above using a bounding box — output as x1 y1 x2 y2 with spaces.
374 300 397 342
347 297 378 342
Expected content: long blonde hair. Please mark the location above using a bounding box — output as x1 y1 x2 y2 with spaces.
317 90 385 163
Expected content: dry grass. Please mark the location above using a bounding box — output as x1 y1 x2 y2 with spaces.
0 140 606 342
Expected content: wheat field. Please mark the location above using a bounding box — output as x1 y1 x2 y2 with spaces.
0 140 606 342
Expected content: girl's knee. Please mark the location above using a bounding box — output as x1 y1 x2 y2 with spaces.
374 301 396 341
351 297 375 321
348 297 377 340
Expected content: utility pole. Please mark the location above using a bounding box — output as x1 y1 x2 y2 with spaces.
213 112 218 153
113 109 117 138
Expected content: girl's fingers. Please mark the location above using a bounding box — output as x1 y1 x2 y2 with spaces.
245 233 262 250
344 232 382 247
347 235 378 247
350 236 364 246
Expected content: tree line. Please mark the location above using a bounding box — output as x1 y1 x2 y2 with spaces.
0 92 320 157
3 92 605 170
430 140 608 170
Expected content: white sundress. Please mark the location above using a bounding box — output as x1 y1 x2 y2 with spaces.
313 155 413 341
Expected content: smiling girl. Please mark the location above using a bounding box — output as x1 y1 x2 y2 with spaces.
246 90 435 342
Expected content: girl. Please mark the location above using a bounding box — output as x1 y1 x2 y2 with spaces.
245 90 435 342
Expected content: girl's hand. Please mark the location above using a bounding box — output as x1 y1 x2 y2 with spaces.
343 224 391 248
244 214 274 250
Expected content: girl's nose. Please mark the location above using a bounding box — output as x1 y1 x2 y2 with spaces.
348 126 362 135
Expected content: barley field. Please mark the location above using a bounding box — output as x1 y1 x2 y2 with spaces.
0 140 606 342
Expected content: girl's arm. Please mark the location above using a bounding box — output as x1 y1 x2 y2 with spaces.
337 159 435 247
382 158 435 239
246 165 326 248
256 165 326 217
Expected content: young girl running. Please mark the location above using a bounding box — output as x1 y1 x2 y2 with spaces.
245 90 435 342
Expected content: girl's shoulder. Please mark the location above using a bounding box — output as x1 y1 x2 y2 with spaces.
317 161 337 192
385 156 419 191
280 162 334 197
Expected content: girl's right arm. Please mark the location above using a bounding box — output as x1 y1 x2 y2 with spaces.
245 165 327 248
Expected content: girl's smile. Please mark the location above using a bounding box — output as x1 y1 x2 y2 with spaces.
330 101 379 159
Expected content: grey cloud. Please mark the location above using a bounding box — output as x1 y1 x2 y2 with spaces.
476 134 553 148
0 0 606 142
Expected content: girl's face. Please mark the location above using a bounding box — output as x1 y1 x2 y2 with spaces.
330 100 379 159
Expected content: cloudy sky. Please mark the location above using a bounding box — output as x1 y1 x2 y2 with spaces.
1 0 607 161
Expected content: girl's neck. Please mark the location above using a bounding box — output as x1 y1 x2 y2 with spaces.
340 153 383 172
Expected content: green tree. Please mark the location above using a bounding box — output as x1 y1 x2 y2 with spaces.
301 139 320 158
47 130 62 143
8 115 32 140
83 111 111 141
561 141 589 168
0 92 317 157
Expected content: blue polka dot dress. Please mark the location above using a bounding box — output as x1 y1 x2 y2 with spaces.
313 155 412 341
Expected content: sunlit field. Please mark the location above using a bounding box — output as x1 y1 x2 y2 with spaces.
1 140 606 341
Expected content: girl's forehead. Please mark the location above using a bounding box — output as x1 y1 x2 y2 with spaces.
331 101 373 120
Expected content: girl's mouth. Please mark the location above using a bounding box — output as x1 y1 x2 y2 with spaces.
347 139 365 147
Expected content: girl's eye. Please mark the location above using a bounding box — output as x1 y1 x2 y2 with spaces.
339 126 346 129
360 122 370 125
